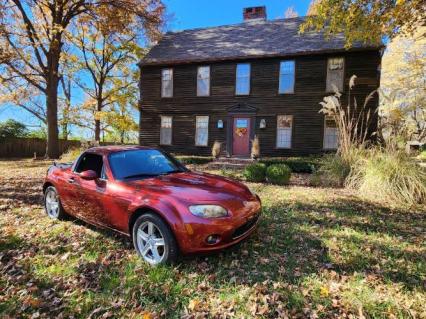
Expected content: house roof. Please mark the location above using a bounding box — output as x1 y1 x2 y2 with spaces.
140 17 381 66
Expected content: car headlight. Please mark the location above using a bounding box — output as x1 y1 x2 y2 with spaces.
189 205 228 218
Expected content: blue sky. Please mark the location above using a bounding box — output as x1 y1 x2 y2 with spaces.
0 0 311 133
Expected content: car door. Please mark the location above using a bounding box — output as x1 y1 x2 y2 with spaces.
73 152 109 227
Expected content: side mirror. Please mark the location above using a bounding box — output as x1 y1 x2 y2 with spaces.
80 170 98 180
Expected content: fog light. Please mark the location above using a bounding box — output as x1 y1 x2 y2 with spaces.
206 234 221 245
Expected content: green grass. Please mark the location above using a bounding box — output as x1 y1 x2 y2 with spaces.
0 159 425 318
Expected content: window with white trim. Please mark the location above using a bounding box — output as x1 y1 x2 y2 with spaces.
161 68 173 97
235 63 250 95
160 116 172 145
276 115 293 148
197 66 210 96
324 116 338 149
326 57 344 92
279 60 295 93
195 116 209 146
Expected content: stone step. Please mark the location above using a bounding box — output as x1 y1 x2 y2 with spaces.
207 158 255 170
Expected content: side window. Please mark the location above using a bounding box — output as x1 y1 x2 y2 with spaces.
324 116 339 150
75 153 104 178
276 115 293 149
160 116 172 145
326 57 344 92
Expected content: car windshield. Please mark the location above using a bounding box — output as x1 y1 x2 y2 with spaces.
108 149 186 180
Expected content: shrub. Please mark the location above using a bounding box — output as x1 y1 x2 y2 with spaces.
211 141 221 159
251 135 260 159
346 149 426 206
266 164 291 185
260 158 319 173
176 156 212 165
243 163 267 182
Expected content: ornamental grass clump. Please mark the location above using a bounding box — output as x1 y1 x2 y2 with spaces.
243 163 267 182
251 135 260 159
212 141 222 159
310 154 351 187
346 148 426 206
266 164 291 185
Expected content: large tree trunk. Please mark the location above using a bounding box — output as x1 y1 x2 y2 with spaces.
95 119 101 141
46 69 60 158
95 92 103 141
45 34 62 158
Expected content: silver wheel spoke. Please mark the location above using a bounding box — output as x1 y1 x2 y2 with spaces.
151 246 161 261
153 238 165 246
140 244 151 257
148 222 154 235
138 229 149 241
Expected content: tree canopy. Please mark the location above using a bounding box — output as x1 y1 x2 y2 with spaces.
301 0 425 47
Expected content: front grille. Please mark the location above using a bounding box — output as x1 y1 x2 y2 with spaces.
232 212 260 239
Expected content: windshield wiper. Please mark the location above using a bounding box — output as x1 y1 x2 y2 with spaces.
122 173 158 179
159 169 182 176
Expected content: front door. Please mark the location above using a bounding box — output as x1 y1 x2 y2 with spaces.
232 117 251 157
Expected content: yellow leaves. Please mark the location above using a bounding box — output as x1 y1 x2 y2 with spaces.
320 286 330 297
187 298 201 311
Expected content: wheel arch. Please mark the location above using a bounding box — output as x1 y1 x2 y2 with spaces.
128 206 175 238
43 181 54 193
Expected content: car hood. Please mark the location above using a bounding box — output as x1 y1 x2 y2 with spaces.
127 171 255 203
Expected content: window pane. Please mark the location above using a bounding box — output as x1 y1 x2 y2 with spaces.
161 68 173 97
324 116 339 149
160 116 172 145
279 61 295 93
197 66 210 96
236 63 250 95
195 116 209 146
326 58 344 92
277 115 292 148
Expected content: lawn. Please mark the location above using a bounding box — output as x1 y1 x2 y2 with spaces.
0 159 425 318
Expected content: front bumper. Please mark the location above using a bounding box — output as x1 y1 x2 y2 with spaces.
176 200 261 254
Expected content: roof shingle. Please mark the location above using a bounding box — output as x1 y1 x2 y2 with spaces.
140 17 380 66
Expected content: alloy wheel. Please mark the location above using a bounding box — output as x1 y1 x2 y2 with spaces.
45 189 60 219
136 221 166 265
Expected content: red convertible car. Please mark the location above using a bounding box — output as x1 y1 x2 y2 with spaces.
43 146 261 265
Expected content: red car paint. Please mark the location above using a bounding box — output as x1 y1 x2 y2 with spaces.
43 146 261 254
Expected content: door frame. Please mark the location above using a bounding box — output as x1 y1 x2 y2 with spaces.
226 114 255 157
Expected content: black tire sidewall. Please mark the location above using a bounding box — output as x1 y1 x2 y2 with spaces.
132 213 178 265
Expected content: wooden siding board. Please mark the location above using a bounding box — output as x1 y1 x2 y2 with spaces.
139 50 381 156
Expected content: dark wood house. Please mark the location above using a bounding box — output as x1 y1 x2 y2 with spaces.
139 7 382 157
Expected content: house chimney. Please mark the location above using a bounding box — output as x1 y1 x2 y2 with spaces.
243 6 267 22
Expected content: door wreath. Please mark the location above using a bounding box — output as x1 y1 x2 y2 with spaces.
235 127 247 137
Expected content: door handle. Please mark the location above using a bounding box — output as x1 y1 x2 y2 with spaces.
68 177 75 184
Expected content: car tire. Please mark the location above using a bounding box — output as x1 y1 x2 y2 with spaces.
132 212 178 265
44 186 67 220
